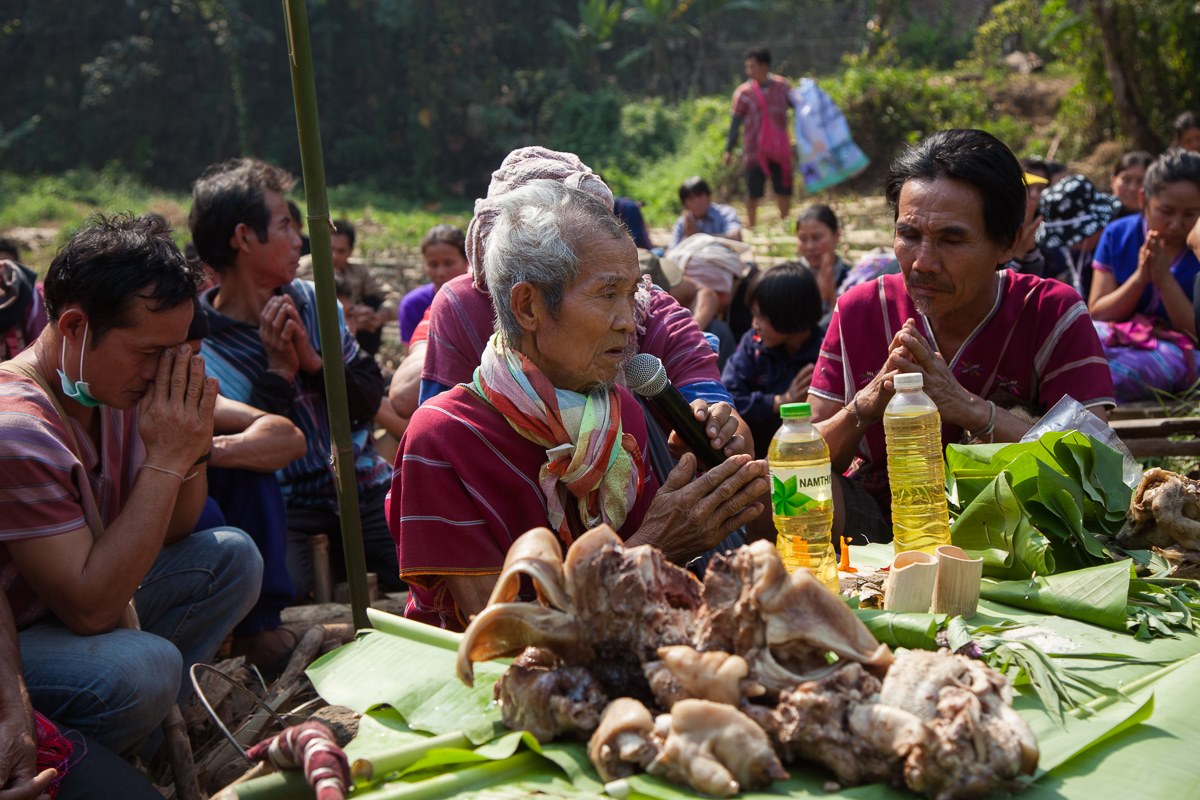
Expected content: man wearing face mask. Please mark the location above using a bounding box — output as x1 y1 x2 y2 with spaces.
0 214 263 758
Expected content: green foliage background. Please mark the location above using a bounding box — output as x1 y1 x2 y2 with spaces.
2 0 1198 240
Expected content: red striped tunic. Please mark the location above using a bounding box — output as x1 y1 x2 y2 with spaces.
0 373 143 627
386 384 658 631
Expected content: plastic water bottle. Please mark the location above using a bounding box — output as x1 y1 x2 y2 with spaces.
768 402 839 592
884 373 951 553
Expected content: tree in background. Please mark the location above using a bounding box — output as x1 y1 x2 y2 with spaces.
968 0 1197 157
1085 0 1196 154
3 0 1197 201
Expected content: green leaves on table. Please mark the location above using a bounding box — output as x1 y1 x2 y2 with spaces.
946 616 1120 722
946 432 1133 578
854 610 943 649
979 560 1133 631
1127 578 1200 640
976 560 1200 641
949 472 1056 579
306 613 508 744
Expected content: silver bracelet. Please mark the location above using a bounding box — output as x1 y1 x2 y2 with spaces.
964 400 996 443
844 395 876 431
140 463 186 482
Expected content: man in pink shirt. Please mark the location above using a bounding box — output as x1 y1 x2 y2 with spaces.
724 47 794 227
0 215 261 756
808 130 1114 543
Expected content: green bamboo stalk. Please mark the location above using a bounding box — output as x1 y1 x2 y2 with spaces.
350 731 473 783
367 608 463 651
361 752 544 800
281 0 369 630
215 769 309 800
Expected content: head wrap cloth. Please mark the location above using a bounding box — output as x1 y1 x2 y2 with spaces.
467 146 616 291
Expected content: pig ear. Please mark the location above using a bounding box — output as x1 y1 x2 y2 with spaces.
456 604 584 688
487 527 568 610
563 524 621 578
739 541 892 691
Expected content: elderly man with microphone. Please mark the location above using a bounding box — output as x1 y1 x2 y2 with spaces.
388 180 769 631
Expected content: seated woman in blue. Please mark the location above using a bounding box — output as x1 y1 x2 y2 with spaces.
1089 149 1200 401
721 263 823 458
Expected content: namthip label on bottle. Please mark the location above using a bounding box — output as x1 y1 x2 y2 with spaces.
771 465 832 517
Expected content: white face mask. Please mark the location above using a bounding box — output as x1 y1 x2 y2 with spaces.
57 320 100 408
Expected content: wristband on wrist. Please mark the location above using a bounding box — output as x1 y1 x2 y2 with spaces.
963 400 997 444
844 394 877 431
140 463 185 482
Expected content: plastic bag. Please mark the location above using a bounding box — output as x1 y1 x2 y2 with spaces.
1020 395 1142 487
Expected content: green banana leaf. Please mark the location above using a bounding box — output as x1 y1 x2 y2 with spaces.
950 471 1057 579
979 560 1134 631
947 432 1132 577
854 610 943 649
291 609 1200 799
1031 653 1200 798
307 613 507 744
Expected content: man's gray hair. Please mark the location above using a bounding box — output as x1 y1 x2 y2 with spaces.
484 179 627 345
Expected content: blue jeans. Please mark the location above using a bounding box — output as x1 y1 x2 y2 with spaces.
285 481 402 599
201 468 295 635
18 527 262 755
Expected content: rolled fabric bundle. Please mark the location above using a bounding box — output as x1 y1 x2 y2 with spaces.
245 721 350 800
665 234 753 296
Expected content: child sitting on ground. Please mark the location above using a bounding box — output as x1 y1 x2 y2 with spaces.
721 262 823 457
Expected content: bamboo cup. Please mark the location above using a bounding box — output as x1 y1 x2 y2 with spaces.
883 550 938 612
931 544 984 619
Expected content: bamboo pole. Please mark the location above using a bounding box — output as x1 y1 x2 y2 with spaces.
280 0 370 630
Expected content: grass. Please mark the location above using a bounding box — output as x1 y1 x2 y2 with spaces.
0 170 475 274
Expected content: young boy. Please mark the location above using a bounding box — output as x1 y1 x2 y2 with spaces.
669 176 742 247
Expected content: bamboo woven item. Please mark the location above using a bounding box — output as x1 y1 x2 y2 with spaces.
931 544 983 619
883 550 938 612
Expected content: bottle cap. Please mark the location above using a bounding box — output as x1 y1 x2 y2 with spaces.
893 373 924 390
780 402 811 419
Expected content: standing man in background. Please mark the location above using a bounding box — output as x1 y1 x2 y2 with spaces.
724 47 794 227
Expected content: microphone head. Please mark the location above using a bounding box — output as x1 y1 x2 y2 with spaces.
624 353 669 397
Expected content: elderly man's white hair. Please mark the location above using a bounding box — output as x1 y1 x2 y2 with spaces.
484 179 628 346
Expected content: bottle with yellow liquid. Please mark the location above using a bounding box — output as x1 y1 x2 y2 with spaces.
768 402 839 593
884 373 951 553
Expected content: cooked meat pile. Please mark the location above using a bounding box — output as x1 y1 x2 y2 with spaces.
456 526 1039 798
1119 468 1200 577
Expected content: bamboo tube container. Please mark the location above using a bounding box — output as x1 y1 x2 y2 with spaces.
931 544 983 619
883 550 937 612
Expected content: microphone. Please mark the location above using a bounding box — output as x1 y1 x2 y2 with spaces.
624 353 726 471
